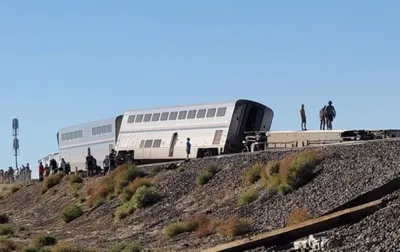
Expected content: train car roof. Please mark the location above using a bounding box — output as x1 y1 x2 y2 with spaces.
58 115 122 133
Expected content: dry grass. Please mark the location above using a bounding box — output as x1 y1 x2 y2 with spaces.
121 178 153 202
0 224 13 236
87 164 145 207
237 188 259 206
60 205 83 223
109 242 141 252
218 217 251 237
50 242 96 252
196 164 219 186
261 149 324 195
44 172 65 190
0 237 18 252
286 208 312 226
244 164 262 185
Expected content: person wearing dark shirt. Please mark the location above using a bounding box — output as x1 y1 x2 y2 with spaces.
325 100 336 130
186 138 191 160
300 104 307 131
109 149 116 172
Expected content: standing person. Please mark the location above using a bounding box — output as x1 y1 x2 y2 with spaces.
319 105 327 130
325 100 336 130
38 162 44 182
86 148 95 177
109 149 116 173
300 104 307 131
103 155 110 176
186 138 191 160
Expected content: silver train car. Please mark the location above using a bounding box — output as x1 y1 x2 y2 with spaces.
56 116 123 171
116 99 274 164
49 99 273 170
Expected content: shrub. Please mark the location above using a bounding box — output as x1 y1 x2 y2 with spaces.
21 247 41 252
0 237 18 251
44 173 65 189
178 167 185 172
50 242 95 252
0 214 9 224
261 150 323 195
67 174 83 185
121 178 153 203
93 197 106 208
237 188 259 206
0 224 13 236
244 164 262 185
131 186 161 209
286 208 312 226
114 201 135 220
109 243 141 252
196 163 219 186
33 235 57 248
60 205 83 223
165 220 199 238
87 164 145 206
194 217 220 239
218 217 250 237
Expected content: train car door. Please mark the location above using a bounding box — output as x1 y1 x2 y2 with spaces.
169 132 178 157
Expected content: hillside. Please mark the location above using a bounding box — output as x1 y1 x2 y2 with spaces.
0 139 400 251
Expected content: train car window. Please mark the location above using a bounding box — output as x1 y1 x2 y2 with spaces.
144 113 152 122
73 131 78 139
178 111 187 120
69 132 73 139
169 111 178 120
79 130 83 138
135 114 144 123
144 140 153 148
153 139 162 148
216 107 226 117
139 140 145 148
65 133 69 141
206 108 216 118
107 124 112 133
92 128 96 135
127 115 135 123
101 125 106 134
197 109 206 118
152 113 160 121
160 112 169 121
61 134 65 141
187 110 196 119
96 126 101 135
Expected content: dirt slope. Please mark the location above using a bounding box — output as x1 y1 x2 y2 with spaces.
0 139 399 251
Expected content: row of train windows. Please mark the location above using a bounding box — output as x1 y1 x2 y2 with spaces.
92 124 112 136
139 139 162 149
61 130 83 141
127 107 227 124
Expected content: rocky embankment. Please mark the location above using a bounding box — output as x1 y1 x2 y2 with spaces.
0 139 399 251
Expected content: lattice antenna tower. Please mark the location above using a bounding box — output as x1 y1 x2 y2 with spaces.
12 118 19 169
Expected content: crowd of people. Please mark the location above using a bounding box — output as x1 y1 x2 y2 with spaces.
300 100 337 131
0 164 32 184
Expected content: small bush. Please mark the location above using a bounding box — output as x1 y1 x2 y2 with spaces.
286 208 312 226
114 201 135 220
165 220 199 238
121 178 153 203
131 186 161 209
196 163 219 186
237 188 259 206
178 167 185 172
0 214 9 224
0 237 18 251
67 174 83 185
21 247 40 252
51 242 95 252
244 164 262 185
44 173 65 189
0 224 13 236
109 243 141 252
218 217 250 237
33 235 57 248
113 165 145 194
93 197 106 208
261 150 323 195
60 205 83 223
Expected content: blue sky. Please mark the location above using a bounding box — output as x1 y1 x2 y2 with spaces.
0 1 399 177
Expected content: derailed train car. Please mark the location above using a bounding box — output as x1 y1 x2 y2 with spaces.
115 99 274 164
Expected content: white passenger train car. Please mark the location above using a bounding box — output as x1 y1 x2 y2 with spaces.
57 116 123 171
116 99 274 164
38 152 59 166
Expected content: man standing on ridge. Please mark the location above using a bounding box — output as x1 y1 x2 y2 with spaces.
300 104 307 131
325 100 336 130
319 105 327 130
